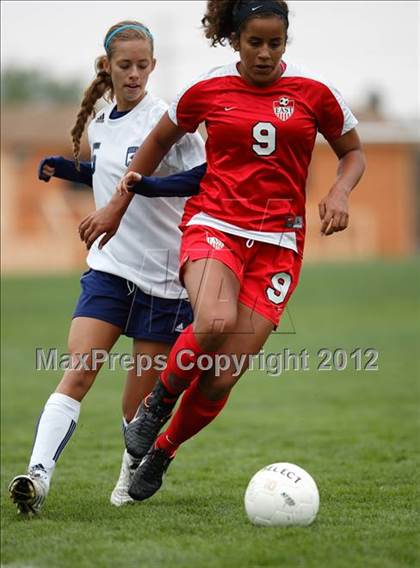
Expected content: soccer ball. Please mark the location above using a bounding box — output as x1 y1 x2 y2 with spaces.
244 462 319 527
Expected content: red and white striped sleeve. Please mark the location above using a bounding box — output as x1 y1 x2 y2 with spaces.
314 82 358 142
283 63 358 142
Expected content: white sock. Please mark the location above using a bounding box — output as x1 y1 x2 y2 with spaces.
29 393 81 486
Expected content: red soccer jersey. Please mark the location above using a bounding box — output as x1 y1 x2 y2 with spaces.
168 61 358 250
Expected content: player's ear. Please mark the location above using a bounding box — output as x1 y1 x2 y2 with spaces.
151 58 157 72
103 57 111 74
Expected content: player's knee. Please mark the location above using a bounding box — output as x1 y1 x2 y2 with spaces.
56 366 98 401
66 338 108 372
195 308 238 337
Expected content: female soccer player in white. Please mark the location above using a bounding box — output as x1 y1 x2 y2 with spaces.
80 0 366 502
8 20 204 514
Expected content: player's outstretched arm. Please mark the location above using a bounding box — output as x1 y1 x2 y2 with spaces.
319 129 366 236
79 112 187 250
125 163 206 198
38 156 93 187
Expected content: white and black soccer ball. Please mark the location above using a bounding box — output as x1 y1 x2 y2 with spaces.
244 462 319 527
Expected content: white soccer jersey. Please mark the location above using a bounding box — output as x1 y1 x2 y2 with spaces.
86 93 205 299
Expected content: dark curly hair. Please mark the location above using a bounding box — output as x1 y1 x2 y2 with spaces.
202 0 289 47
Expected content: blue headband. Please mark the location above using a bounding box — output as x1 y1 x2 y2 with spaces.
104 24 154 52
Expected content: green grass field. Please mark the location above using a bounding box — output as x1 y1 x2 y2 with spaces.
1 259 419 568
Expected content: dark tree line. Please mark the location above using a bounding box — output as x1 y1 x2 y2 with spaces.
2 67 83 105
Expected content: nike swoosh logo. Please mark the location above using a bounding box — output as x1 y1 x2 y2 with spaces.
224 107 236 111
252 5 263 10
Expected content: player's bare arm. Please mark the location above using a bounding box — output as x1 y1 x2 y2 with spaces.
319 128 366 236
79 113 186 249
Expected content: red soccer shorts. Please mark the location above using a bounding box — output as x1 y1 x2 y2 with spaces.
179 225 302 327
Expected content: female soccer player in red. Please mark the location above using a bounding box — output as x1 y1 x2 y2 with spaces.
81 0 366 501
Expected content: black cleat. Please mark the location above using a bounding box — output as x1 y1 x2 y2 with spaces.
128 445 174 501
124 379 176 460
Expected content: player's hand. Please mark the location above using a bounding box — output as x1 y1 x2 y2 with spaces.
117 172 142 196
318 186 350 236
78 204 123 250
38 157 57 182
